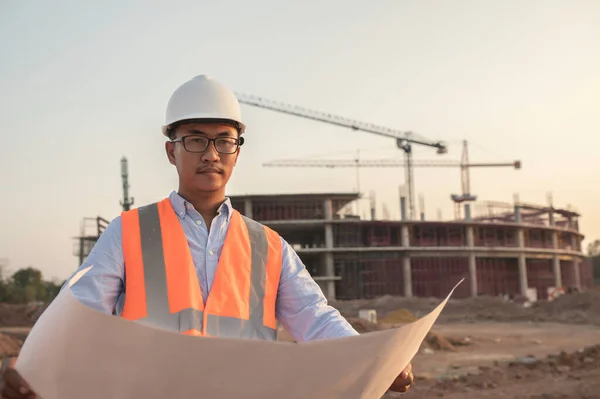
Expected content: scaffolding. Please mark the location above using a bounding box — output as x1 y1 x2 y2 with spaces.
73 217 109 267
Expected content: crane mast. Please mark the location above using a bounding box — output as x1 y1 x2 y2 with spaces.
120 156 134 211
236 93 447 220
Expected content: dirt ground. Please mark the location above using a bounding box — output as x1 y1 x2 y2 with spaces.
334 290 600 399
275 320 600 398
392 322 600 399
2 290 600 398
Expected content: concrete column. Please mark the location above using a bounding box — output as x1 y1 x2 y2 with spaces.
514 205 528 296
400 197 407 221
323 198 333 220
518 253 528 297
322 198 336 300
324 225 334 249
466 225 477 297
552 231 562 287
401 225 410 247
244 199 253 219
403 256 412 298
517 228 528 297
323 253 336 300
571 234 578 252
324 197 334 250
466 225 474 247
401 224 412 297
468 254 477 297
573 258 582 291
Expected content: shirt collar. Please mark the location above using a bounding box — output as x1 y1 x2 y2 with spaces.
168 190 233 222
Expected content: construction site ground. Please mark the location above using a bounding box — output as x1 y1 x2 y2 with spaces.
389 322 600 398
1 290 600 398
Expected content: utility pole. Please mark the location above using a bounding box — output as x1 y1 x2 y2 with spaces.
120 157 134 211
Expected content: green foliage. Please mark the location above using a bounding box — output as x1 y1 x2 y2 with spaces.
0 266 64 304
587 239 600 284
592 255 600 284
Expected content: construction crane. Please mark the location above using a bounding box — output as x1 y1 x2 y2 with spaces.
235 93 447 220
263 140 521 220
120 156 134 211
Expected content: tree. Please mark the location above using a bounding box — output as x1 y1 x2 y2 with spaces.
0 279 14 302
10 267 47 303
588 239 600 257
587 239 600 284
0 266 64 304
45 280 64 300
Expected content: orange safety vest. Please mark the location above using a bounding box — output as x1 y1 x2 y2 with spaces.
119 198 283 340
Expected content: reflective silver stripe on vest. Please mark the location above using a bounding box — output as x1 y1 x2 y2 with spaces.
132 203 276 340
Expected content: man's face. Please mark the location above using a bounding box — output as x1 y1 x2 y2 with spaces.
165 122 240 194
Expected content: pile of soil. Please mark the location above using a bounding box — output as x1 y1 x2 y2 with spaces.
380 309 418 324
533 291 600 325
346 316 457 352
424 332 457 352
0 303 46 327
347 317 382 334
333 295 441 320
0 333 22 357
333 290 600 326
429 344 600 393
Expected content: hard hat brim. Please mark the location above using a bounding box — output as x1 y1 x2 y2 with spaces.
162 117 246 137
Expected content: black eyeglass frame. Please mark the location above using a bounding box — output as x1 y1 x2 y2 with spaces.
170 135 245 154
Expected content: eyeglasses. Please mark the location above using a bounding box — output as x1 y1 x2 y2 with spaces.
170 135 244 154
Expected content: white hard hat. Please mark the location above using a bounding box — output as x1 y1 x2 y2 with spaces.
161 75 246 137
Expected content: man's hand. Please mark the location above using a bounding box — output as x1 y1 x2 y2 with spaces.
0 358 37 399
388 362 414 393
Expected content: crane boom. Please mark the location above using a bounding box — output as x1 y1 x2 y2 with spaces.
236 92 448 219
235 93 447 151
263 140 521 220
263 159 520 168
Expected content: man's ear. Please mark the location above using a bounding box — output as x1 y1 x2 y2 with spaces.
165 141 176 166
233 134 243 166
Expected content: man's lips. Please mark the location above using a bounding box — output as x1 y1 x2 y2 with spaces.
196 167 223 174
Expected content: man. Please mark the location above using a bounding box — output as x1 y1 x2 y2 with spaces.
0 75 414 397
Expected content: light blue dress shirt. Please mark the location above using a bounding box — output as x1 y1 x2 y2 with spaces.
65 191 358 342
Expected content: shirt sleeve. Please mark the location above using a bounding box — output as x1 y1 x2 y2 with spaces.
61 216 125 315
275 237 359 342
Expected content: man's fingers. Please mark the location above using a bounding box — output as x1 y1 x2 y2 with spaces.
3 382 25 399
395 374 413 386
389 375 413 392
2 368 33 399
402 362 412 378
389 363 415 393
2 374 28 399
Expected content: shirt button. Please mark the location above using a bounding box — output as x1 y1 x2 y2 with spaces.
209 250 214 256
196 220 202 226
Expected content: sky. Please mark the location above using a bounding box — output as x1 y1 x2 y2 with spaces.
0 0 598 281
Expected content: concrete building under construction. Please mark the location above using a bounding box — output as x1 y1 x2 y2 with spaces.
228 192 591 301
73 158 591 302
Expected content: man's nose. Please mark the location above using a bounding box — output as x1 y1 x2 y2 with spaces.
201 141 220 161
